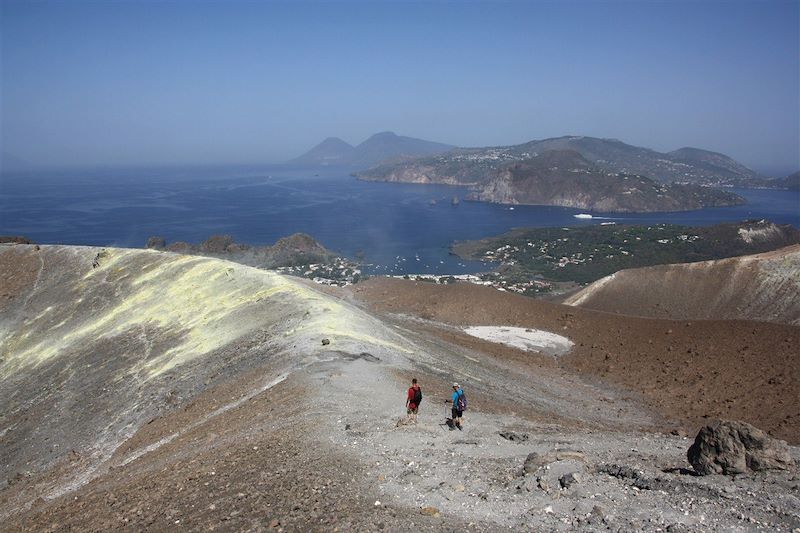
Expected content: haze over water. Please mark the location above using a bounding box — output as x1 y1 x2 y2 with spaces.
2 166 798 275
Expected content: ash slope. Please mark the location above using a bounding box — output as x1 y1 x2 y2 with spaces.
0 244 413 524
2 244 799 532
564 244 800 326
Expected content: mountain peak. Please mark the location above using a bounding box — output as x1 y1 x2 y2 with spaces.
321 136 351 145
290 137 355 165
291 131 453 168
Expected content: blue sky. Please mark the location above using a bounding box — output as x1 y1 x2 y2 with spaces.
1 0 798 174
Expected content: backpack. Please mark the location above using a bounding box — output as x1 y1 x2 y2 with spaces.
413 387 422 406
456 389 467 411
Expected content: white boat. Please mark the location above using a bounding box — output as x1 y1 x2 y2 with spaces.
573 213 593 219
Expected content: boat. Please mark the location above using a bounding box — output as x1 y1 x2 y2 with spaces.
573 213 593 219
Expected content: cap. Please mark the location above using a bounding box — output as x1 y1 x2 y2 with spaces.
453 382 459 388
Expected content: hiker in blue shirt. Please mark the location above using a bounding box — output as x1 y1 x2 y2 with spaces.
446 382 465 430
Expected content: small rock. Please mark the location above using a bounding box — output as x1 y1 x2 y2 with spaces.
587 505 606 525
420 506 440 517
523 450 587 475
322 338 330 346
666 523 690 532
499 431 529 442
559 472 582 489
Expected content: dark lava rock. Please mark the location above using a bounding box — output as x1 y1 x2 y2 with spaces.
559 472 581 488
687 420 795 475
322 338 330 346
201 234 235 254
146 236 166 249
0 236 34 244
499 431 529 442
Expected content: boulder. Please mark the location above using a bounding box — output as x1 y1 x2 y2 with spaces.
687 420 795 475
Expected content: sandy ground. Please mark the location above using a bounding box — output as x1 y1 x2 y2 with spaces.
2 246 799 531
462 326 573 356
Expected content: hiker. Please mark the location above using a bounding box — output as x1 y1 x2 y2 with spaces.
405 378 422 424
446 382 466 430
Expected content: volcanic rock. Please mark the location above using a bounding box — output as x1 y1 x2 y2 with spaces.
559 472 582 488
146 236 166 249
687 420 795 475
523 450 587 474
0 236 34 244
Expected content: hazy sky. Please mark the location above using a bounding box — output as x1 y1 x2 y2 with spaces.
1 0 798 174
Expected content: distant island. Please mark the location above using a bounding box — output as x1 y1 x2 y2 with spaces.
292 133 797 213
290 131 453 168
356 135 765 187
352 135 796 212
359 146 747 213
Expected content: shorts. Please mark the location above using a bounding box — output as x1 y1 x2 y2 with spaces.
407 406 418 414
452 407 463 419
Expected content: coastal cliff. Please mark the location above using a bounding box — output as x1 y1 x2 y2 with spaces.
472 151 744 212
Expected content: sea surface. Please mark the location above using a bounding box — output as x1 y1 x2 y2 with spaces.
2 165 799 275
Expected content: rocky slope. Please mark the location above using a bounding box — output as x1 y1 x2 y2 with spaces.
471 150 743 212
2 243 798 531
357 135 762 187
563 244 800 326
291 131 453 167
145 232 340 268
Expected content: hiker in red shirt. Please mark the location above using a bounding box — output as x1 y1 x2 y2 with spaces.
405 378 422 424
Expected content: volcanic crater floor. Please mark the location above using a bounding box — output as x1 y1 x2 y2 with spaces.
1 246 799 532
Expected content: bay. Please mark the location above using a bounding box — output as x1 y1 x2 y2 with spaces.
1 165 798 275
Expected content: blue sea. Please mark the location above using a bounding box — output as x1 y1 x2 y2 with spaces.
1 165 799 275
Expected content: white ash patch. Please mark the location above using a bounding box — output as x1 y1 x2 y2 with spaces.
463 326 573 356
